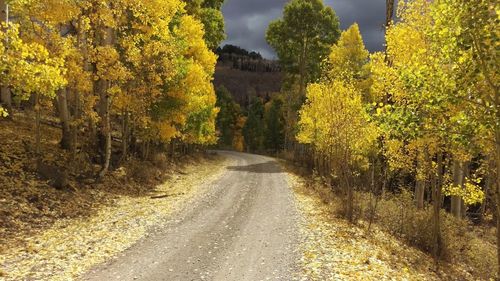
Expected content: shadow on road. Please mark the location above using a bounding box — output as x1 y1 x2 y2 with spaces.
226 161 283 174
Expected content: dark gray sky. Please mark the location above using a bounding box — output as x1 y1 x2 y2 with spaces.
221 0 388 59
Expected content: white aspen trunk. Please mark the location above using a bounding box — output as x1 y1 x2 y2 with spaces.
97 26 114 178
461 163 470 218
0 1 12 118
451 160 464 218
433 151 443 260
415 156 426 209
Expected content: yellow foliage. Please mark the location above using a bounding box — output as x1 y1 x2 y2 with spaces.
324 23 369 86
298 81 378 167
0 106 8 118
0 23 66 100
232 116 247 152
443 178 485 206
174 15 217 75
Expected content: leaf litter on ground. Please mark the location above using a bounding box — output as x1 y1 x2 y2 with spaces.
285 170 477 281
0 117 229 281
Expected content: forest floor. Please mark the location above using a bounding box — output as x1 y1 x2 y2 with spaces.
0 115 228 280
284 163 484 281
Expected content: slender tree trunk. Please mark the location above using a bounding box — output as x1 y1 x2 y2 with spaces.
342 157 354 222
346 172 353 222
462 162 470 218
384 0 395 66
451 160 464 218
34 93 41 157
57 24 73 150
0 1 12 119
70 18 86 160
415 156 425 209
120 111 129 162
97 26 114 178
415 180 425 209
57 88 72 149
495 127 500 279
480 156 493 223
298 43 306 98
385 0 395 29
381 164 387 199
70 88 80 159
433 151 444 261
0 87 11 118
371 157 376 192
367 157 378 232
98 90 111 178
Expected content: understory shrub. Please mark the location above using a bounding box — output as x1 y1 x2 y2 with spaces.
307 178 497 279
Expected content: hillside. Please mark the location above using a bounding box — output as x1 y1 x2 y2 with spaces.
214 45 283 107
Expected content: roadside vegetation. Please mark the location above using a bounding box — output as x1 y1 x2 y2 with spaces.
0 113 227 280
263 0 497 279
199 0 499 279
0 0 226 279
286 163 494 280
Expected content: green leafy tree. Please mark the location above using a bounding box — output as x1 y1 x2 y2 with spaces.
266 0 340 97
183 0 226 50
243 96 265 152
264 97 285 153
215 86 241 147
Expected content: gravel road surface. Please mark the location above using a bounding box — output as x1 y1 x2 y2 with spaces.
82 151 301 281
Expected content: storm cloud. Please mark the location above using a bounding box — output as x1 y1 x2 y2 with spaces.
221 0 388 59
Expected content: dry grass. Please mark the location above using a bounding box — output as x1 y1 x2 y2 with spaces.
283 163 491 280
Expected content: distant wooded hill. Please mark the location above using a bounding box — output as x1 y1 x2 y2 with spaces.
214 45 283 107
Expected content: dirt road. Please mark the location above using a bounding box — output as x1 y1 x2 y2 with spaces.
82 151 301 281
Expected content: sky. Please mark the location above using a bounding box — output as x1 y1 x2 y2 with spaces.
221 0 388 59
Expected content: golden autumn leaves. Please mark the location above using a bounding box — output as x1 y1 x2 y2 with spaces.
0 0 219 145
297 0 494 209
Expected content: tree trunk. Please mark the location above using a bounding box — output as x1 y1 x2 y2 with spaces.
97 84 111 178
381 163 387 199
97 26 114 178
451 160 464 218
462 162 470 218
415 180 425 209
299 59 305 98
342 160 354 222
415 156 425 209
70 88 80 159
495 127 500 279
367 157 378 233
433 151 443 261
34 93 41 157
384 0 395 66
480 156 493 223
56 27 72 150
120 111 129 163
0 87 12 118
0 1 12 119
57 88 72 149
385 0 395 29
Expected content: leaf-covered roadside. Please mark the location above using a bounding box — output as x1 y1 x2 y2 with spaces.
0 118 228 280
286 171 476 281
